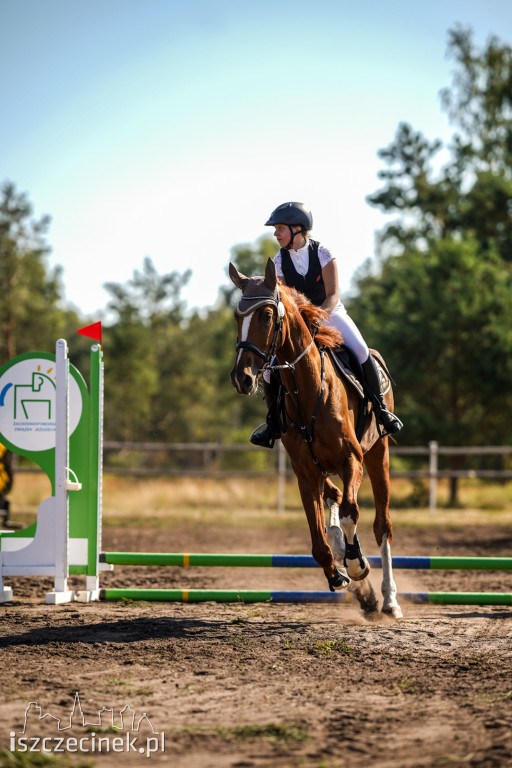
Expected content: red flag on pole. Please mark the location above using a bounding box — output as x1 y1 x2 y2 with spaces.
77 322 102 345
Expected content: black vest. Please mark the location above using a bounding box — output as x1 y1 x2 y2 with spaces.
280 239 326 306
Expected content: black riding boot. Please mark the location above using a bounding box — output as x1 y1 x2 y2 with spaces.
361 356 403 435
249 380 281 449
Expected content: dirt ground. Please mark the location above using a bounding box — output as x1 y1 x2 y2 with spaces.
1 521 512 768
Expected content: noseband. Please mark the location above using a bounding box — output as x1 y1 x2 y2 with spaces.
235 289 284 367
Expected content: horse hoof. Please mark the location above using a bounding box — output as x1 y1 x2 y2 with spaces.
345 558 370 582
327 567 350 592
382 604 403 619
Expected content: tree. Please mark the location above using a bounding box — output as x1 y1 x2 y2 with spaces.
351 27 512 503
0 181 71 361
221 236 276 307
350 237 512 442
367 26 512 261
103 258 191 441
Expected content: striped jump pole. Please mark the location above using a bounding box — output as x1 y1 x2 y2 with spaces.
100 553 512 571
100 588 512 606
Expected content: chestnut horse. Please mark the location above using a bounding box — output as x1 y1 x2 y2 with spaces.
229 259 402 618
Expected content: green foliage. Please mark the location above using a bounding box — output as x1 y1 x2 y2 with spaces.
349 237 512 445
0 181 80 363
368 26 512 262
354 27 512 460
101 255 266 444
221 236 276 307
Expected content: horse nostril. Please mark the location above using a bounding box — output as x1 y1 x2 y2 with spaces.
242 373 254 392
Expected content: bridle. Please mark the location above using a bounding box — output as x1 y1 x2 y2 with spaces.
235 287 285 368
235 286 319 374
234 287 329 474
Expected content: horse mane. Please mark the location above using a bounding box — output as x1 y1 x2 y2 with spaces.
281 286 343 348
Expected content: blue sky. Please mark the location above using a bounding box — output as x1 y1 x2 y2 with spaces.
1 0 511 317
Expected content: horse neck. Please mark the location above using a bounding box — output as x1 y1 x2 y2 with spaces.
277 310 322 391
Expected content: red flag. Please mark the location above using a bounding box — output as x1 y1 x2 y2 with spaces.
77 322 102 345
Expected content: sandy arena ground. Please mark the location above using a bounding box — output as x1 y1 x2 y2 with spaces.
1 521 511 768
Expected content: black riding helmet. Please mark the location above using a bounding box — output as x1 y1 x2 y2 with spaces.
265 202 313 249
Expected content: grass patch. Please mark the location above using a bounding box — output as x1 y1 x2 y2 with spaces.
394 676 418 694
5 474 512 534
308 638 352 656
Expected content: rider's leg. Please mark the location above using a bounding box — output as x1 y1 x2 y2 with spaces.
249 368 281 448
326 305 403 435
360 355 403 434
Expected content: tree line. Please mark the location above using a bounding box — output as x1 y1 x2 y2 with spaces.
1 27 511 489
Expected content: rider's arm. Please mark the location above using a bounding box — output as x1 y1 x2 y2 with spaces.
320 259 339 315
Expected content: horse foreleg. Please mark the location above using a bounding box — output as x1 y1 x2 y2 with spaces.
364 438 402 619
338 451 379 614
323 479 347 574
296 472 349 592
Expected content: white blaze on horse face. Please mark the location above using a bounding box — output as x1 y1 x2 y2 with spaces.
236 314 254 366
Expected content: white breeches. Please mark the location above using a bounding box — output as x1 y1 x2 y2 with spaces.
263 302 369 383
326 303 369 364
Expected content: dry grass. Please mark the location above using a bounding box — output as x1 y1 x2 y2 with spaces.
5 472 512 532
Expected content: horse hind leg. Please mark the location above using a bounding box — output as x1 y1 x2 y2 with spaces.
365 438 402 619
380 532 402 619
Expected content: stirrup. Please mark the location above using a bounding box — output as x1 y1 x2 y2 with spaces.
249 422 280 449
377 409 403 436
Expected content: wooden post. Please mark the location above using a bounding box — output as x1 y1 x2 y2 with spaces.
429 440 438 514
277 441 286 516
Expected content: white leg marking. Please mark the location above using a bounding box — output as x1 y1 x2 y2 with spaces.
328 499 340 529
380 534 402 618
339 516 355 544
326 500 346 569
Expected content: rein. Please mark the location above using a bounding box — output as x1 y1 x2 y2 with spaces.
235 293 284 364
236 290 330 475
269 344 330 476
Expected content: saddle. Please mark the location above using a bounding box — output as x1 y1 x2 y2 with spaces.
327 345 392 447
274 345 392 453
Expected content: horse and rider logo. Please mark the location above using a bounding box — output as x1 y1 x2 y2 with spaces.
0 357 82 453
1 367 56 420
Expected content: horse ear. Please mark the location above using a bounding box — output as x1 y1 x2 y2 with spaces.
264 258 277 292
229 262 249 290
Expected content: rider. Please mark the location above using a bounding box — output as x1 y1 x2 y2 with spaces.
250 201 403 448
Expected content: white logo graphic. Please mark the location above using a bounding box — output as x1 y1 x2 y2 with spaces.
0 359 82 452
10 692 164 758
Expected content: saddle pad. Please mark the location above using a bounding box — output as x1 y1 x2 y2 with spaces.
326 347 365 398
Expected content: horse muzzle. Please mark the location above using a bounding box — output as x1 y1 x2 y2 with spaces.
230 341 267 395
230 359 260 395
230 366 259 395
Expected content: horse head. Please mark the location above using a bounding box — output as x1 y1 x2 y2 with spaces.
229 259 284 395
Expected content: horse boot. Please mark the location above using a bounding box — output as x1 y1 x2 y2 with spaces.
249 379 281 449
361 355 403 435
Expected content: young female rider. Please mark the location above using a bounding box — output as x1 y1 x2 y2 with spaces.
250 201 403 448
